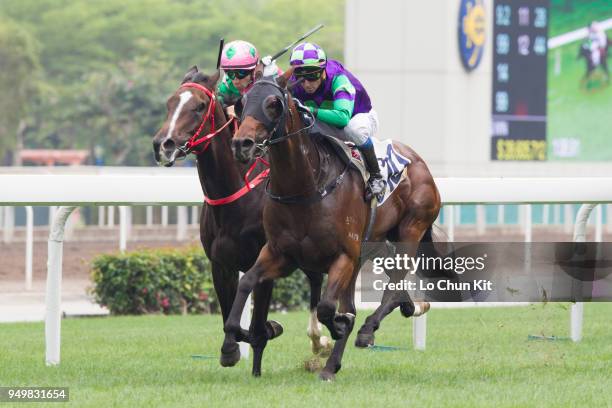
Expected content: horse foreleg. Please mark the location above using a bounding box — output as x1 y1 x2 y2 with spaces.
317 254 357 381
602 60 610 82
354 268 413 348
308 310 332 357
306 273 332 357
210 263 250 344
249 279 280 377
210 261 237 324
220 245 288 370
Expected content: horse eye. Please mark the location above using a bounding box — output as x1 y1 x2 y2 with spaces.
195 102 206 112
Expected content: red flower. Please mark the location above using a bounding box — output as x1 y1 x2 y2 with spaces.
199 292 208 301
161 297 170 308
142 287 148 294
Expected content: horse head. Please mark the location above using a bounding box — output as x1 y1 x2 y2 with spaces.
153 66 221 166
232 70 294 163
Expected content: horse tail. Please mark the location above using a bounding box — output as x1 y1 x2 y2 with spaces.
419 223 449 245
415 224 464 301
417 224 458 279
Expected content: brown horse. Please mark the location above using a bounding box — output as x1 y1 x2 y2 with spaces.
224 74 440 380
152 67 330 368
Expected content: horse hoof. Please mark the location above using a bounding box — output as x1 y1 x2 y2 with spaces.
220 345 241 367
265 320 284 340
354 332 374 348
318 336 333 358
413 301 430 316
400 301 430 317
304 356 322 372
319 369 336 382
312 336 334 357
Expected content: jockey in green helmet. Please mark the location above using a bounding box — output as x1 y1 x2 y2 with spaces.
217 40 281 111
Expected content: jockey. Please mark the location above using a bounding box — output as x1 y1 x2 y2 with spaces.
217 40 280 111
589 21 608 50
288 42 386 199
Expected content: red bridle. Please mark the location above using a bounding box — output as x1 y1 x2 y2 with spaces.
179 82 236 154
177 81 269 206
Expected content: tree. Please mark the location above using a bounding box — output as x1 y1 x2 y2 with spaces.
29 40 179 165
0 18 41 164
0 0 346 166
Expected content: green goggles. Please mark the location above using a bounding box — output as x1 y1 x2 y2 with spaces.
226 69 252 80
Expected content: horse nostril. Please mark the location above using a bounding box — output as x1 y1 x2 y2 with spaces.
161 138 175 151
241 139 255 150
232 138 256 162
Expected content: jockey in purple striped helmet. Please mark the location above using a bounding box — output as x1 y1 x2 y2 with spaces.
289 42 386 200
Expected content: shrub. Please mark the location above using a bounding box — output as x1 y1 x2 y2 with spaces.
90 246 313 315
91 247 217 315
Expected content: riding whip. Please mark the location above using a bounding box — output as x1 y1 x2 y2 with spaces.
363 197 378 242
269 24 325 62
216 38 225 69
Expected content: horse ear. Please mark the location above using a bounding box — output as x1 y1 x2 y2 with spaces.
276 67 294 89
263 95 284 122
205 70 221 88
254 68 264 81
182 65 199 84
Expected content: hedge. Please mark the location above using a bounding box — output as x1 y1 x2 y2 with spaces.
90 247 313 315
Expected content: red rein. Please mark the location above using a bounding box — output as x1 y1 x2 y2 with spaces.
180 82 269 206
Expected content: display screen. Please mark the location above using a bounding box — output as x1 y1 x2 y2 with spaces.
491 0 550 161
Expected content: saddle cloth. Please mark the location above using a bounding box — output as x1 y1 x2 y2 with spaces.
338 137 410 206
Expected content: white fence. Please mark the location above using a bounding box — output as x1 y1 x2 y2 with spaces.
1 174 612 365
548 17 612 50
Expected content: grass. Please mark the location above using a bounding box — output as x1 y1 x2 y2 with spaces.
1 304 611 407
550 0 612 37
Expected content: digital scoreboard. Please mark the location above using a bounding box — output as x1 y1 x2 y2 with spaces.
491 0 550 161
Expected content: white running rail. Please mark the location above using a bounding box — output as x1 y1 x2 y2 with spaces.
1 175 612 364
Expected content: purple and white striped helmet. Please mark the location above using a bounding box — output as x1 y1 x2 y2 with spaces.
289 42 327 68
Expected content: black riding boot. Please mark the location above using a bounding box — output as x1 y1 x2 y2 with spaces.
359 142 386 201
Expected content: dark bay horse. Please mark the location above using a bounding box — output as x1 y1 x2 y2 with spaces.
224 74 440 380
578 39 610 85
152 67 330 367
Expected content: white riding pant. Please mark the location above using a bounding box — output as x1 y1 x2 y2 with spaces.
343 109 379 146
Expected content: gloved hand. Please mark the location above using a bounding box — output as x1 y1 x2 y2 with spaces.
261 55 279 77
261 55 273 66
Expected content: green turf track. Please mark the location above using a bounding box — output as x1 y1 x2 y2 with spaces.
548 1 612 161
1 304 611 407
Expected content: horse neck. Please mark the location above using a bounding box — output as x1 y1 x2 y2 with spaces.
195 104 244 205
267 100 319 197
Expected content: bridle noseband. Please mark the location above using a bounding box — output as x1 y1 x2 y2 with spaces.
241 80 316 158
